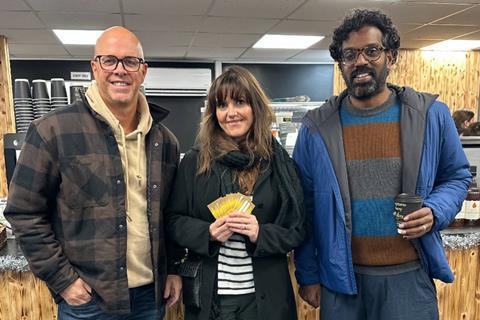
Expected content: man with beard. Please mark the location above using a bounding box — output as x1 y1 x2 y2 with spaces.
293 8 471 320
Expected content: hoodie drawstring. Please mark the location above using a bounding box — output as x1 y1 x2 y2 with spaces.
136 132 143 186
119 128 133 223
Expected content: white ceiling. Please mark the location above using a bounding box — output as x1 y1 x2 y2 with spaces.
1 0 480 62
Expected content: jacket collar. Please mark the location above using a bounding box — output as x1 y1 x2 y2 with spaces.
148 102 170 123
305 83 438 129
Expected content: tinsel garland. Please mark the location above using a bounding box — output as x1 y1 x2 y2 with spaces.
0 255 29 272
441 233 480 251
0 233 479 273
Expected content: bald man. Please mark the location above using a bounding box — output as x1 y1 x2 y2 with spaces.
5 26 183 319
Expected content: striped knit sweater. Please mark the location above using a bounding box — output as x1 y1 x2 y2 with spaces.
340 92 418 267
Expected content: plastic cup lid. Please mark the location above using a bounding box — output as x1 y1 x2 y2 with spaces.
394 193 423 203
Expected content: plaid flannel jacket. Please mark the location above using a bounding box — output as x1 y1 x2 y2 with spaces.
5 96 182 314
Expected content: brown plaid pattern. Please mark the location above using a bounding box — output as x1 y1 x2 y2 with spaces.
5 96 182 314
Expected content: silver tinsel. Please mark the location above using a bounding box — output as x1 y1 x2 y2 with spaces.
441 233 480 251
0 233 479 273
0 255 29 272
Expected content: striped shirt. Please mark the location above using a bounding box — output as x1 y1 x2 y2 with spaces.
217 234 255 295
340 92 418 267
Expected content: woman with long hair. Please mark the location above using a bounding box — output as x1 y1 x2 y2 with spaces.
165 65 306 320
452 109 475 135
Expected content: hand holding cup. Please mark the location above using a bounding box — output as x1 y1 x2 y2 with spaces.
394 193 433 239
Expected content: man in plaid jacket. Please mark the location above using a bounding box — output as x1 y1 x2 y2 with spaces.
5 26 183 319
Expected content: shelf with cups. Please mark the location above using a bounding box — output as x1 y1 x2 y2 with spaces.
13 78 86 133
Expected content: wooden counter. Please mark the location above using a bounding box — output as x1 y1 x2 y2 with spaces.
1 235 479 320
435 244 480 319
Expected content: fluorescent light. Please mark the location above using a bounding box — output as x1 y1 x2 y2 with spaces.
421 40 480 51
53 29 103 45
253 34 324 49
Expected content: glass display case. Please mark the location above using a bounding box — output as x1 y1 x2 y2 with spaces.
270 101 324 155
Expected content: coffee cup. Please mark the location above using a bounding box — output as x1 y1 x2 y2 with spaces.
51 78 67 98
393 193 423 225
14 79 31 99
32 80 49 99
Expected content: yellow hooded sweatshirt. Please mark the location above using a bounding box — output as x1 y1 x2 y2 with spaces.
86 82 154 288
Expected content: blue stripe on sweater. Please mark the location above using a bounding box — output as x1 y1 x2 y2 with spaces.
351 198 398 236
341 102 401 126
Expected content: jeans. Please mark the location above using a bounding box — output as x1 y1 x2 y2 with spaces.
58 283 165 320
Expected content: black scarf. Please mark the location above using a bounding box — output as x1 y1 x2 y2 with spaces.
213 138 304 231
208 139 304 320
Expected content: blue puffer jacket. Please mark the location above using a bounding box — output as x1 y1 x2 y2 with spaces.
293 85 471 294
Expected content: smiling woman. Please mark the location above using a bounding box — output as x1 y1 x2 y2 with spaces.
165 65 306 320
215 96 253 141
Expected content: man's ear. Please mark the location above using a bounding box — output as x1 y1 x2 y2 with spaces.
386 50 395 67
91 59 99 78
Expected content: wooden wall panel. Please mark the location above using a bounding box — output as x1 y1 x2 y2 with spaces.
0 36 15 198
0 271 57 320
334 50 480 113
0 269 183 320
1 247 478 320
289 253 319 320
435 247 480 320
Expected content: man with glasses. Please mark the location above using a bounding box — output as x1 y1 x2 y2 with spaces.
5 26 183 319
293 9 470 320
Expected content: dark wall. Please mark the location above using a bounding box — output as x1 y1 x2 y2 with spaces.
223 63 334 101
10 60 215 82
147 96 203 153
11 60 92 80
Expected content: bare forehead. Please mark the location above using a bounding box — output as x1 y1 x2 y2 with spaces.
342 26 383 49
95 29 143 57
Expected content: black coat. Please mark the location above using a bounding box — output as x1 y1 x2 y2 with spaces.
165 149 305 320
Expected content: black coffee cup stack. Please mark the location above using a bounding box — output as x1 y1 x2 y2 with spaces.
50 78 68 110
393 193 423 225
13 79 34 133
32 79 51 119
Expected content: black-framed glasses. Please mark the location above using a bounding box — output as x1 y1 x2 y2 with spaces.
341 46 386 66
94 55 145 72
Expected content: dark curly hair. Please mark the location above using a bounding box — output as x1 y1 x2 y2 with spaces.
329 8 400 65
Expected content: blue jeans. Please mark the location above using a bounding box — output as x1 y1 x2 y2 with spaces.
58 283 165 320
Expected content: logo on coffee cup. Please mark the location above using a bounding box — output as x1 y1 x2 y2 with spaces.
393 193 423 225
393 202 407 223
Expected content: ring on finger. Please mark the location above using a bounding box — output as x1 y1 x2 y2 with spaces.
244 224 247 230
422 225 427 232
